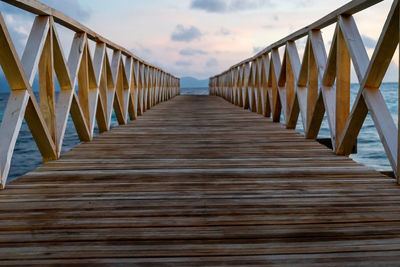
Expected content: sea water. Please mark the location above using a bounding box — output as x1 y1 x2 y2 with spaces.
0 85 395 183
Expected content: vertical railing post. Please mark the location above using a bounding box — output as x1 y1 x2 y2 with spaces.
336 26 351 151
398 5 400 183
39 16 57 147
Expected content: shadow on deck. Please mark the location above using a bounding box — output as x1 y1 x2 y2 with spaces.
1 95 399 265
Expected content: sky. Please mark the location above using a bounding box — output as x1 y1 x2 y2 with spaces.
0 0 397 81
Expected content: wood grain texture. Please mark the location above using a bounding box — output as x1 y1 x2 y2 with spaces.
211 0 400 180
1 0 179 78
2 95 398 265
211 0 383 74
0 2 179 186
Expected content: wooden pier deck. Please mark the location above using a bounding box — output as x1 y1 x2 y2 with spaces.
1 95 400 265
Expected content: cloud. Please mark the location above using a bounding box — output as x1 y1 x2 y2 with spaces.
176 60 193 66
191 0 227 13
180 48 207 56
206 58 219 67
0 0 91 55
171 24 202 42
217 27 231 35
0 0 91 22
191 0 271 13
2 13 31 55
253 46 264 54
263 24 274 29
293 0 316 8
43 0 91 22
130 43 152 62
362 35 376 49
230 0 267 10
131 43 152 55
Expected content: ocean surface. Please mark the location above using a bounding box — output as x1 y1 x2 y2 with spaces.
0 85 396 183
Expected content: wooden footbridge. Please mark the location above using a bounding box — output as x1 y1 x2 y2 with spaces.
1 0 400 265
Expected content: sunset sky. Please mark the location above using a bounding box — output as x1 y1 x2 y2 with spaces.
1 0 396 82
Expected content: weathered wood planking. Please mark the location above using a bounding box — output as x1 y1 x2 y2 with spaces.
210 0 400 182
0 95 398 265
0 0 180 188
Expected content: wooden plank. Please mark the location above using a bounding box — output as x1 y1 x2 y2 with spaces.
306 30 326 139
67 33 86 89
93 43 108 132
1 95 399 265
24 96 58 161
0 11 58 165
77 40 91 128
321 26 338 145
285 41 301 129
336 0 398 167
242 63 250 110
125 57 137 121
52 19 72 91
21 16 50 85
38 20 56 144
0 0 177 187
338 15 369 82
0 12 30 90
255 57 263 114
104 52 116 128
214 0 383 72
138 63 144 116
69 92 91 142
113 53 127 125
0 91 29 187
269 49 281 122
335 27 350 150
248 61 257 112
0 0 178 78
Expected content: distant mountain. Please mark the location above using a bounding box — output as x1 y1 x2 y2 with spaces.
0 75 209 91
180 77 209 88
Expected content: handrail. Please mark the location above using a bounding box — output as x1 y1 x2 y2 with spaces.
210 0 383 77
1 0 177 76
0 0 180 188
210 0 400 182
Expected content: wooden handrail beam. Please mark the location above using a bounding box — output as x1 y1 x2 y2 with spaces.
211 0 384 78
0 0 180 188
210 0 400 182
1 0 178 78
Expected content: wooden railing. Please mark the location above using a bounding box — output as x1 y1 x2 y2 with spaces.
210 0 400 182
0 0 180 188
